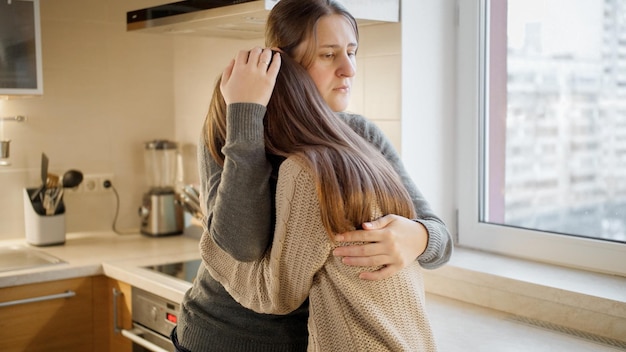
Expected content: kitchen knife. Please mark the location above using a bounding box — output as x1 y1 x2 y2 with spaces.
30 153 49 201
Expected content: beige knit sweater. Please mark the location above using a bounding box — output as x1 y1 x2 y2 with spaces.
202 156 437 352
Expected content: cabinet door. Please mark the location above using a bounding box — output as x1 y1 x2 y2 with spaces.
0 0 43 95
93 276 132 352
0 277 93 352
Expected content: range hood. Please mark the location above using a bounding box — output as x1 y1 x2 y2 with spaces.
127 0 399 40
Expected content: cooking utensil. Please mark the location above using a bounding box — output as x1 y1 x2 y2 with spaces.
30 153 49 201
43 188 56 215
183 185 201 207
46 169 83 215
62 169 83 188
178 191 203 220
46 173 59 189
41 173 61 215
52 187 64 215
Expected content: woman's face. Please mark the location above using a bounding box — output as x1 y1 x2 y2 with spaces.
297 14 357 112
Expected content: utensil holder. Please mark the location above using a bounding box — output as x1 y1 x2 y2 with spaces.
23 188 66 246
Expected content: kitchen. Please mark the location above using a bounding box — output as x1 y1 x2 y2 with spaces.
1 0 625 351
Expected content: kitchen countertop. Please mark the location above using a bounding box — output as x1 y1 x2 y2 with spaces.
0 231 201 303
1 231 624 351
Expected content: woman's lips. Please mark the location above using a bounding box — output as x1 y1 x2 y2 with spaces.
334 85 350 93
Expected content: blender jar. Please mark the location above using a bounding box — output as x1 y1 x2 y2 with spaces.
144 139 178 193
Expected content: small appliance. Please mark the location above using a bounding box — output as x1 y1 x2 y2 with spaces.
139 139 184 236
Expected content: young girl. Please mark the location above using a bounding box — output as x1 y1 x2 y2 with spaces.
202 53 437 351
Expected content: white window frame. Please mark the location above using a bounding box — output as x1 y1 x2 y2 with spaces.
456 0 626 276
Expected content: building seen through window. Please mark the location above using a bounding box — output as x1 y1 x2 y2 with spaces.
486 0 626 243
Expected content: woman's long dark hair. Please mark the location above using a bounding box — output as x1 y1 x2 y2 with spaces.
205 55 415 237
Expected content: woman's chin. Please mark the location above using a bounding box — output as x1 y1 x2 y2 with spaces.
328 98 350 112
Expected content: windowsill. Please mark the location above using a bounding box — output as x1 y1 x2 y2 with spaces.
422 246 626 343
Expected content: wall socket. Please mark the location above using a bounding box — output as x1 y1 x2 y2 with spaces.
70 173 114 193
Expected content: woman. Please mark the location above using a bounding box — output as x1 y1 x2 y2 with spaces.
202 53 437 351
173 1 451 351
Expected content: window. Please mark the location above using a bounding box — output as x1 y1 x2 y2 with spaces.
457 0 626 275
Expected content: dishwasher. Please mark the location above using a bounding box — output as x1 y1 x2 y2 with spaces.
114 259 202 352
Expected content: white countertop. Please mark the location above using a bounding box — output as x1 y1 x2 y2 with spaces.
0 231 201 302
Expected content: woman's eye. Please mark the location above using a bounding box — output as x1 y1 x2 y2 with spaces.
322 53 335 59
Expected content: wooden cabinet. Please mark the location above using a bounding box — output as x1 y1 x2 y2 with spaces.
0 276 134 352
0 277 94 352
93 276 133 352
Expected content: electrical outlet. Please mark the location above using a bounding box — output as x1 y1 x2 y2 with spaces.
70 173 114 193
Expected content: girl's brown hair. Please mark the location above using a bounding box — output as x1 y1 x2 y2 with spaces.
204 55 415 237
265 0 359 68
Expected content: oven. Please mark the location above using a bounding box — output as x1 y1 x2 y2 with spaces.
114 259 202 352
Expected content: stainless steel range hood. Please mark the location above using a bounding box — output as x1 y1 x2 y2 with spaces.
127 0 399 40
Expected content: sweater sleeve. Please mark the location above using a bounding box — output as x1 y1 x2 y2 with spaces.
198 103 274 262
339 112 453 269
201 157 330 314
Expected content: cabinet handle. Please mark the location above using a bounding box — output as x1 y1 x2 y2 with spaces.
0 290 76 308
112 287 123 333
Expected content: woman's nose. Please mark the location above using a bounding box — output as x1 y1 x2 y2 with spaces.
337 54 356 77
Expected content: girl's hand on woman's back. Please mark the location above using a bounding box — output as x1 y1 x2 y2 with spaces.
220 47 281 106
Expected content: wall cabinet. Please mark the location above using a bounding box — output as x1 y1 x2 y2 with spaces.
0 0 43 95
0 277 94 352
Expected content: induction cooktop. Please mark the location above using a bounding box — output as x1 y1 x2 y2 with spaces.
143 259 202 284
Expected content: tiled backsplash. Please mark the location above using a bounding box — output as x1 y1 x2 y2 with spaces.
0 0 178 238
0 0 401 240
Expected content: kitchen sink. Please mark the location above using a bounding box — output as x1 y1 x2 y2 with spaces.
0 245 65 272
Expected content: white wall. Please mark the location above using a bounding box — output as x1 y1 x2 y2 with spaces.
401 0 457 234
0 0 175 239
172 36 261 184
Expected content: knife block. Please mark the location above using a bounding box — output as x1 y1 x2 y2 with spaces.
23 188 66 246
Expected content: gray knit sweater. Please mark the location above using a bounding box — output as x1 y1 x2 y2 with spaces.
176 103 452 352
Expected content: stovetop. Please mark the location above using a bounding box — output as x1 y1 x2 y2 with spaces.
143 259 202 284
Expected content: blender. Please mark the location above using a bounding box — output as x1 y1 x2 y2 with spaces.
139 139 184 236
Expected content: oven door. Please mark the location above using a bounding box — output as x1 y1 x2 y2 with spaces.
113 287 176 352
122 323 175 352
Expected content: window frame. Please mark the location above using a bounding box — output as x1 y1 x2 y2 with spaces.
456 0 626 276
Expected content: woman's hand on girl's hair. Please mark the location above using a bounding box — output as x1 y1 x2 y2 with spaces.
332 215 429 281
220 47 281 106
